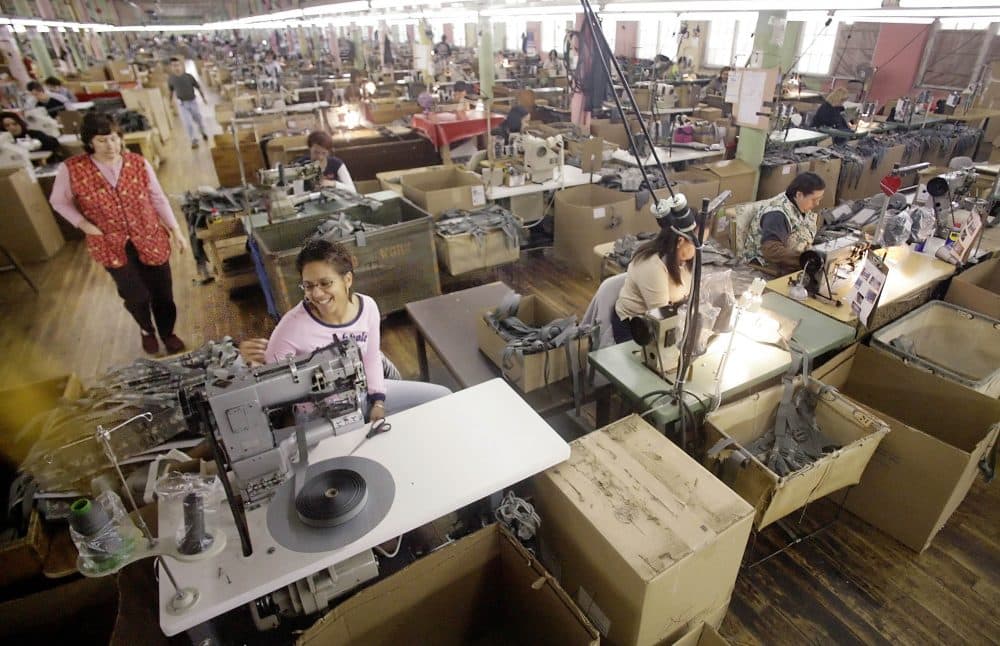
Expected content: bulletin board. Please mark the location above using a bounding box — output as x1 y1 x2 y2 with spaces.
725 67 780 130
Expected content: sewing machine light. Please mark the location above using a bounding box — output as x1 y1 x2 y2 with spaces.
363 81 377 97
652 192 696 234
343 109 362 129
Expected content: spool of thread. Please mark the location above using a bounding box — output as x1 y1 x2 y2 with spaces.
69 498 124 562
179 492 213 555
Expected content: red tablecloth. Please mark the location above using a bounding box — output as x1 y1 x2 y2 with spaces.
411 111 506 149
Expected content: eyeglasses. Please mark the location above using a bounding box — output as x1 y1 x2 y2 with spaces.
298 279 336 292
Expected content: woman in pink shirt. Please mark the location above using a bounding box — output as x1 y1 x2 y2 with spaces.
49 112 189 355
244 239 449 422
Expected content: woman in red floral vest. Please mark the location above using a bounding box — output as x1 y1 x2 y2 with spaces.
49 112 189 355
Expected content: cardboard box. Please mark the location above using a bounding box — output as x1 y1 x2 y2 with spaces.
0 167 65 261
436 229 520 276
814 344 1000 552
0 574 117 644
861 143 905 197
376 165 447 194
590 118 640 149
0 373 83 468
699 159 756 205
673 622 730 646
532 415 754 646
401 167 485 217
704 378 890 530
870 301 1000 398
945 256 1000 320
0 509 50 587
298 524 599 646
554 184 637 279
756 161 809 201
477 295 573 393
809 157 841 209
694 106 724 121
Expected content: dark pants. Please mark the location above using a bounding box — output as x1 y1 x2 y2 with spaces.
611 308 633 344
106 241 177 338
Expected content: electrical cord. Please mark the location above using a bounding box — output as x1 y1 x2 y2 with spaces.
373 535 403 559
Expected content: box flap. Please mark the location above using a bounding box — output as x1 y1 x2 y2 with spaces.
544 416 753 583
702 159 754 178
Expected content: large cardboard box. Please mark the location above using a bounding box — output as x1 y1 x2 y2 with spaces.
860 143 905 197
673 622 730 646
814 344 1000 552
870 301 1000 398
554 184 637 279
0 167 65 261
809 157 841 209
376 165 447 194
590 118 640 149
298 524 599 646
401 167 485 217
756 161 809 201
532 415 754 646
945 256 1000 320
436 229 520 275
699 159 756 204
0 509 50 587
477 295 573 393
704 378 890 530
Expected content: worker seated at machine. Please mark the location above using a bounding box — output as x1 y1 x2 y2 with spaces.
703 66 730 97
812 87 855 132
299 130 356 193
611 218 696 344
743 172 826 276
238 239 450 421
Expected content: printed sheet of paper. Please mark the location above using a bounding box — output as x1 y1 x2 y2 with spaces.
848 252 889 328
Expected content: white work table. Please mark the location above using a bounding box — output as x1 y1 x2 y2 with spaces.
158 379 570 636
485 164 602 200
768 128 828 145
612 145 723 167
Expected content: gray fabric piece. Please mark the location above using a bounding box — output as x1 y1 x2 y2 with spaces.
436 205 520 250
309 213 384 244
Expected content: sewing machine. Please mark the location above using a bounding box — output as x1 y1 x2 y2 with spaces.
636 305 683 376
655 83 677 111
184 339 380 628
520 134 563 183
795 235 868 304
0 132 36 173
23 107 60 138
258 161 323 219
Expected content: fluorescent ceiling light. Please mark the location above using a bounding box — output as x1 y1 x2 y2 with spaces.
900 0 1000 6
605 0 879 10
481 5 577 16
303 1 370 15
678 11 759 21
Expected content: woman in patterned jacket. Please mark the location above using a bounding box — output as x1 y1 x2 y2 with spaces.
49 112 189 355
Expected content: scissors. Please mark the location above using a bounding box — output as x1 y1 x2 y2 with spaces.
348 418 392 455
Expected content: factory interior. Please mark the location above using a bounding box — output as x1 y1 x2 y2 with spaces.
0 1 999 644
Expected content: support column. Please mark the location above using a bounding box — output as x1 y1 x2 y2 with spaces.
735 11 800 194
477 14 494 101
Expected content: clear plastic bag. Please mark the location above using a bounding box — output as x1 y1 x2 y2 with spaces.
908 206 937 243
676 270 736 356
154 472 223 556
877 208 913 248
68 490 142 575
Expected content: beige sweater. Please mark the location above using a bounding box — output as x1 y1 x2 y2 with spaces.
614 254 692 320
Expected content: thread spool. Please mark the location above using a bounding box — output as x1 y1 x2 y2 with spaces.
179 492 214 555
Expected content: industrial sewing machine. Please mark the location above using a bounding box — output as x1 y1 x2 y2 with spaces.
184 339 385 628
0 132 37 173
520 133 564 183
258 161 323 219
654 83 677 111
793 234 869 304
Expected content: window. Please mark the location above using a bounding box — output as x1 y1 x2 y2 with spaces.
830 22 879 78
637 18 658 59
705 19 737 67
795 18 839 76
505 18 526 51
450 23 465 47
706 17 756 67
920 22 994 88
658 17 682 59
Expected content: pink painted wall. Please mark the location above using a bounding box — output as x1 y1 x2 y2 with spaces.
615 21 638 58
868 24 932 106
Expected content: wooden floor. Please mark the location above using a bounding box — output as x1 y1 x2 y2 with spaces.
1 82 998 646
